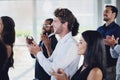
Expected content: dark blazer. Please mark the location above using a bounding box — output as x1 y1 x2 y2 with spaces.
0 41 8 80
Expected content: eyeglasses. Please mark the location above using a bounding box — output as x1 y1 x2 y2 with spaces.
43 24 52 28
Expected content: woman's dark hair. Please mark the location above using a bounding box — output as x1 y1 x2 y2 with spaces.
1 16 15 67
82 30 106 78
54 8 79 36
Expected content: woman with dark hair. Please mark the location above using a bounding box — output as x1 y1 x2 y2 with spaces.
51 30 106 80
0 16 15 80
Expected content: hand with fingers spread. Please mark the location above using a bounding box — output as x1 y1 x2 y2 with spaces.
51 68 68 80
27 41 42 56
104 35 119 47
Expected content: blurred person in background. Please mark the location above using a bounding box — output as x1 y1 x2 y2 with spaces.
31 18 58 80
0 41 8 79
0 16 15 80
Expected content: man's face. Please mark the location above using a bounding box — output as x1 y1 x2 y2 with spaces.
103 7 115 22
52 17 63 34
42 20 52 34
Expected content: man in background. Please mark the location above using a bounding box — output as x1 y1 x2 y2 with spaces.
97 5 120 80
32 18 58 80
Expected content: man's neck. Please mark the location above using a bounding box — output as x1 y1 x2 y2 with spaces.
59 31 70 39
105 19 114 26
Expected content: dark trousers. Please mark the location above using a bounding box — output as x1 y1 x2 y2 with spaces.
106 66 116 80
116 74 120 80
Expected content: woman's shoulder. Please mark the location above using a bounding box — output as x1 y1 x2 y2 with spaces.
87 67 103 80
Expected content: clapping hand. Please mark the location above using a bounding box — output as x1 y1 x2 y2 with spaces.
27 41 42 56
104 35 119 47
50 68 68 80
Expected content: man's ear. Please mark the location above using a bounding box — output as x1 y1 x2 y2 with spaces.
113 13 116 18
63 22 68 27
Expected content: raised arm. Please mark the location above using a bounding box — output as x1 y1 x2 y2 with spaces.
104 35 119 58
28 41 79 77
110 44 120 58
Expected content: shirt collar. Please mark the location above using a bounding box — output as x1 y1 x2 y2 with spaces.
58 32 72 44
48 33 55 37
103 21 115 28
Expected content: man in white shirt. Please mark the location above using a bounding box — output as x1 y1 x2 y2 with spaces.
28 8 80 80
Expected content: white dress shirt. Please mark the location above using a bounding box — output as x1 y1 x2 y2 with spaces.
36 32 80 80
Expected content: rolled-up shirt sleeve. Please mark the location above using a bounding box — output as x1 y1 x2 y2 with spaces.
110 45 120 58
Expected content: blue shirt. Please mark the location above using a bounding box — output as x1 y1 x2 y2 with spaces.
97 21 120 67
